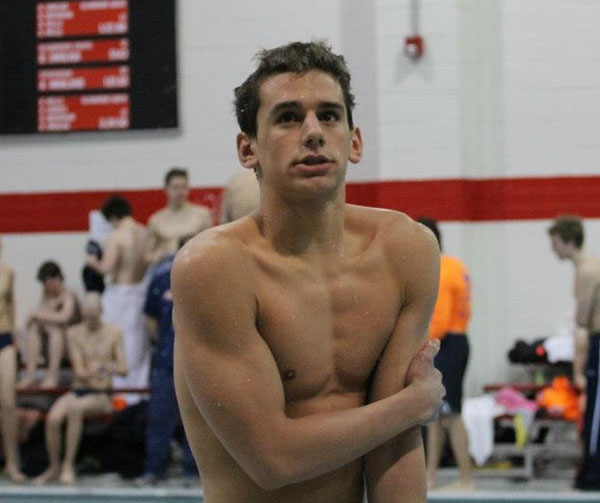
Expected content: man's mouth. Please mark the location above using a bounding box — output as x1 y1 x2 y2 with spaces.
295 155 331 166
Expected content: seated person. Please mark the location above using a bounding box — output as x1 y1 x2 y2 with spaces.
34 292 127 485
18 262 81 389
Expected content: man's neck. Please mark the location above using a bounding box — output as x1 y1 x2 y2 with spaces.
44 285 64 299
115 216 133 228
168 200 187 212
572 248 585 267
258 191 346 257
86 320 102 332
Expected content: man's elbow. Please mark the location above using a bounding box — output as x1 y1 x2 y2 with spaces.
243 445 306 490
248 461 298 491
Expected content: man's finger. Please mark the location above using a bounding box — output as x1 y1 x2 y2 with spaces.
420 338 440 361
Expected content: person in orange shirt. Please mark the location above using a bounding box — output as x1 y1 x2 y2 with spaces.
418 218 474 490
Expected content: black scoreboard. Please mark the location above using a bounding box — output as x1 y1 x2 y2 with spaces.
0 0 178 134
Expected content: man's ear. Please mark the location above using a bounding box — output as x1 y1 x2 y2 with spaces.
237 133 259 170
348 126 363 164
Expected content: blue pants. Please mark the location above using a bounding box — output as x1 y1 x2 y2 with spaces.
144 367 197 477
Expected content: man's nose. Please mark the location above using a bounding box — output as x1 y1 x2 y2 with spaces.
301 112 324 149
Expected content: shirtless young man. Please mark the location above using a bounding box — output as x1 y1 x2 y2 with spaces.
220 170 260 224
18 261 80 389
548 216 600 490
0 237 26 482
86 196 149 404
146 168 213 265
35 293 127 486
173 41 444 503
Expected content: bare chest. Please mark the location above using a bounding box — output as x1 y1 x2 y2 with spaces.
78 331 113 363
254 257 400 404
155 211 201 240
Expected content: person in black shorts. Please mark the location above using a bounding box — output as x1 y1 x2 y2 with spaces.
418 218 474 490
0 236 25 482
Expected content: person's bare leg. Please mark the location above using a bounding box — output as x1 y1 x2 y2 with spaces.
34 394 71 485
426 420 446 489
0 346 26 483
40 326 64 388
60 394 111 485
447 414 474 489
17 324 41 389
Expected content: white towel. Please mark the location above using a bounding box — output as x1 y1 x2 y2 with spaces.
102 282 150 405
462 395 505 466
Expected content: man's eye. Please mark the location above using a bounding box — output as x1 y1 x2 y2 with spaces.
277 111 300 123
320 110 340 122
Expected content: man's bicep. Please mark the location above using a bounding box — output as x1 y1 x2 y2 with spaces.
575 270 597 327
365 218 440 502
369 237 440 400
171 248 287 467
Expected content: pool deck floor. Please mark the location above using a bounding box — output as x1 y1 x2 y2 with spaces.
0 468 598 502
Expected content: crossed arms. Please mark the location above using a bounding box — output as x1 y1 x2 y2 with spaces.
173 218 442 498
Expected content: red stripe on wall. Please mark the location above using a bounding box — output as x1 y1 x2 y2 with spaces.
346 175 600 221
1 175 600 233
0 188 223 233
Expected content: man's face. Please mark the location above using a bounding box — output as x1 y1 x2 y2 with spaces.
43 277 63 296
240 70 362 201
166 175 190 206
550 234 572 260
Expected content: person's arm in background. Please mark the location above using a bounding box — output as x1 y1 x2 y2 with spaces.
86 233 119 276
143 274 161 345
365 218 441 503
144 217 165 266
573 268 597 390
173 231 444 491
107 328 128 377
7 267 16 331
31 290 76 325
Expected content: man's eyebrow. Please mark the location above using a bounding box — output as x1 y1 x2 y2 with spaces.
269 101 345 116
269 101 301 116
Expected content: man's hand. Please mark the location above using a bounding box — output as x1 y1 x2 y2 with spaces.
404 339 445 424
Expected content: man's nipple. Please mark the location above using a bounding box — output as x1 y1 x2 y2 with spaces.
282 369 296 380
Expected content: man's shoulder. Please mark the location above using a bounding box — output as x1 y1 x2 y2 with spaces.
578 257 600 280
172 224 252 284
347 205 434 250
187 202 212 216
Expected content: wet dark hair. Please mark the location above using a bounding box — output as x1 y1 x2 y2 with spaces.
548 215 584 249
234 40 356 138
37 261 63 282
165 167 189 186
417 217 442 250
101 195 131 221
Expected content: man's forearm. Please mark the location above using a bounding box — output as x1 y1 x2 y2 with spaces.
241 385 426 489
33 310 69 325
574 327 589 388
365 428 426 502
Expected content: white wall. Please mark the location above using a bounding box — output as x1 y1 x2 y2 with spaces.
2 0 600 395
